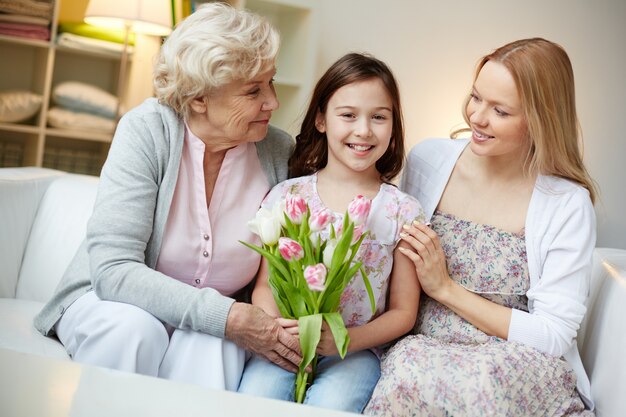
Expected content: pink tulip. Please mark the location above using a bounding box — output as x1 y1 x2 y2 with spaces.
347 195 371 226
304 263 327 291
352 223 366 244
309 208 334 232
278 237 304 261
285 194 307 225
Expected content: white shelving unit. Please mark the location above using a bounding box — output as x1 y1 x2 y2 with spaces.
0 0 155 175
0 0 318 173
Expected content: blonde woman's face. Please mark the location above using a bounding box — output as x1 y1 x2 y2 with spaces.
466 61 528 160
187 66 279 150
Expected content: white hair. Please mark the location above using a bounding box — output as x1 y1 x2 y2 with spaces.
153 2 279 118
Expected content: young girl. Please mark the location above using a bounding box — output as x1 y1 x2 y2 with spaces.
237 53 425 412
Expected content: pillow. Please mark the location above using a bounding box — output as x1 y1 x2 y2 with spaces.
0 91 43 123
47 106 115 133
52 81 118 119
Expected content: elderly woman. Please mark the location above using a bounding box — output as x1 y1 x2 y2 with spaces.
33 3 299 391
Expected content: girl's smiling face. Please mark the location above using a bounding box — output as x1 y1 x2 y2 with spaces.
316 77 393 179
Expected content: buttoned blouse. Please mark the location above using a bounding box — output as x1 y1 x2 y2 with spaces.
156 125 269 296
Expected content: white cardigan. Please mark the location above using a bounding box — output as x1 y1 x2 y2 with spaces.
400 138 596 408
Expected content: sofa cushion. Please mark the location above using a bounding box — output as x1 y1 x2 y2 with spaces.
0 168 65 298
0 298 69 359
578 248 626 417
16 174 99 303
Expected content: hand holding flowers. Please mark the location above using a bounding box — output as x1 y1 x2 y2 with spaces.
241 194 376 403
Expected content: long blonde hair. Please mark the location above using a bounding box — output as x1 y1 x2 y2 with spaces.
459 38 597 203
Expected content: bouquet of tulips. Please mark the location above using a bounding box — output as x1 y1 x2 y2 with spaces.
242 194 376 403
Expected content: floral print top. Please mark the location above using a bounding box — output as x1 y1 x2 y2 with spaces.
415 210 530 343
263 174 425 328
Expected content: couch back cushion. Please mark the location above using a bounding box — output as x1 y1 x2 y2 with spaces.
16 174 99 302
578 248 626 416
0 168 65 298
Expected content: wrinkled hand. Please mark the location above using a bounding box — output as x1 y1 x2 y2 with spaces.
315 320 339 357
399 222 452 301
225 302 302 373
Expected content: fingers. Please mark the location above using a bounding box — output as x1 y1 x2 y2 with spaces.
275 317 299 329
265 351 299 373
401 222 439 256
283 326 299 336
277 328 303 367
398 243 423 265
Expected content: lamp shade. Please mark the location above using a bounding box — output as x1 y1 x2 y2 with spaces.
85 0 172 36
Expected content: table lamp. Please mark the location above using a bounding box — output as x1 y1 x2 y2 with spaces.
84 0 173 119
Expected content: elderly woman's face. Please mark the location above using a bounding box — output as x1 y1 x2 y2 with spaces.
189 66 279 147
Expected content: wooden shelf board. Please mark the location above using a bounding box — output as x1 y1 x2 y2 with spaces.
45 127 113 143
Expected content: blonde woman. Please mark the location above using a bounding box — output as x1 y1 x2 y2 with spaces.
366 38 597 416
34 3 300 391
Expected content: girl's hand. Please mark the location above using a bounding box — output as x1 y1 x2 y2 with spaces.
276 317 299 336
399 222 453 301
316 320 340 356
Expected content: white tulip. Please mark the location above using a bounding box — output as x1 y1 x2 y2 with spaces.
322 240 336 268
322 239 350 268
248 207 282 246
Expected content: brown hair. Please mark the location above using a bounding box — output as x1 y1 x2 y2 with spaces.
460 38 597 203
288 52 405 183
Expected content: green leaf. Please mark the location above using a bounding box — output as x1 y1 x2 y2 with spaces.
298 314 323 372
330 221 354 273
360 267 376 314
282 281 308 317
268 275 294 319
342 261 362 287
319 287 343 312
322 312 350 358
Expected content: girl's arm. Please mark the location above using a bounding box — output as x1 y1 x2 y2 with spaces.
316 240 421 355
251 257 282 318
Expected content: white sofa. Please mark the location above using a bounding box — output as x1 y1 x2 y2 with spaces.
1 167 624 416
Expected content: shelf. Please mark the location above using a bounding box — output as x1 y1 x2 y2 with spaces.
43 135 109 176
0 123 41 135
0 34 52 49
55 43 129 61
45 127 113 143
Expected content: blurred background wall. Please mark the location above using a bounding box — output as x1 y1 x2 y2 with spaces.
314 0 626 249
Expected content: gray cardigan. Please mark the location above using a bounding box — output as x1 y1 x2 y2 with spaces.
34 98 294 338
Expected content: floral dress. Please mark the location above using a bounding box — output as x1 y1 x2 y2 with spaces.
364 211 593 417
262 174 425 331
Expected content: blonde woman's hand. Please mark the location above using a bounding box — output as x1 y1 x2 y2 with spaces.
398 222 453 301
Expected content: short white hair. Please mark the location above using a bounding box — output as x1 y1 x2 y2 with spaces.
153 2 279 118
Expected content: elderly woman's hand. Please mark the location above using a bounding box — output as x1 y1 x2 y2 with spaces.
399 222 453 302
225 302 302 373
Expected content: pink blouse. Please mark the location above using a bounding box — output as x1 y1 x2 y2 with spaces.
155 125 269 296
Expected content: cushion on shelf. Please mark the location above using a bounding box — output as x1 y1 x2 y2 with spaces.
47 107 115 133
0 91 43 123
52 81 118 120
58 21 136 45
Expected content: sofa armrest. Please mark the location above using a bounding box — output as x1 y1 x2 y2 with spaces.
16 173 99 302
0 168 67 298
578 247 626 417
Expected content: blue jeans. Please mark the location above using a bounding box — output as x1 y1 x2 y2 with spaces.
238 350 380 413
